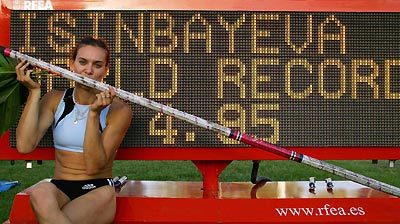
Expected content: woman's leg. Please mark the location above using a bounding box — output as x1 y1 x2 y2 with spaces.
61 185 116 224
30 181 72 224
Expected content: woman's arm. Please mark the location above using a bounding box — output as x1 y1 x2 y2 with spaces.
15 60 58 153
83 87 133 175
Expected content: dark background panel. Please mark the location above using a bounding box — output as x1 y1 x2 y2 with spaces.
9 11 400 147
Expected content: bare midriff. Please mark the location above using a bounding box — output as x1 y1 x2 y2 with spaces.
53 149 113 180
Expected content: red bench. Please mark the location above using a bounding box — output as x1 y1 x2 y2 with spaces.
2 130 400 223
5 179 399 224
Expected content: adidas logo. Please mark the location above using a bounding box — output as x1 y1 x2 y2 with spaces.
82 184 96 190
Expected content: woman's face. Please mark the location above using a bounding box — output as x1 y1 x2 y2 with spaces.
70 45 109 81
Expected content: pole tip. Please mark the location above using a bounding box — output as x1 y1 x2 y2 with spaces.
0 46 11 57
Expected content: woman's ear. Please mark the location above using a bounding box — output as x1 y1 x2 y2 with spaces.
69 59 74 72
103 66 110 78
102 68 110 81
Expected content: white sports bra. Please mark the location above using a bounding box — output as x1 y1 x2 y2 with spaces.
52 89 110 153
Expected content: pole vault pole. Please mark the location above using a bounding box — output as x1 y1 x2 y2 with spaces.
2 46 400 197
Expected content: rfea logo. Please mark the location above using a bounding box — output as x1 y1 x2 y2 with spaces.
23 0 53 10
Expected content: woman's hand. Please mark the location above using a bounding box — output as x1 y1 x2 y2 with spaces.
15 60 40 91
91 86 116 112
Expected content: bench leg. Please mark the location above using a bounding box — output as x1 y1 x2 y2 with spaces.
192 160 232 198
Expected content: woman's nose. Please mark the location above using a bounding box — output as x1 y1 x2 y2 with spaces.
84 65 93 75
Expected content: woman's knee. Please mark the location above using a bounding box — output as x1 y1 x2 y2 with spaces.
30 182 66 213
87 186 116 223
97 186 116 205
30 182 52 203
29 183 52 213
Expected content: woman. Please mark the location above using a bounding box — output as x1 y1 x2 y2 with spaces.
15 36 132 223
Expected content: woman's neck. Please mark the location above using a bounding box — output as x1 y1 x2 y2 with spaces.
73 85 98 105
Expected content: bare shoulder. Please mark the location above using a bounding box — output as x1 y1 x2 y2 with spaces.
107 99 133 133
109 98 133 118
40 89 65 109
43 89 64 99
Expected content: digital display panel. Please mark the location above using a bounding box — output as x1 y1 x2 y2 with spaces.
9 11 400 147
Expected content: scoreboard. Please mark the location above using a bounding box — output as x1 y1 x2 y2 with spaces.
9 11 400 147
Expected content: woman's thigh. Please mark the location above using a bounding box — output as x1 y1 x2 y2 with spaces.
29 181 71 215
61 185 116 224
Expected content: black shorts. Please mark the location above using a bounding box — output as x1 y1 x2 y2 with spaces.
50 178 114 200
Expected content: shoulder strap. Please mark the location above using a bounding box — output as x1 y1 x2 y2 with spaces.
54 88 75 127
99 121 104 133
